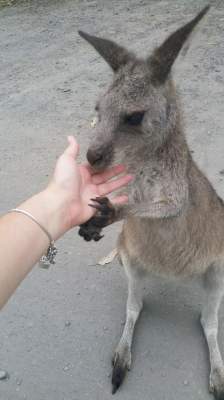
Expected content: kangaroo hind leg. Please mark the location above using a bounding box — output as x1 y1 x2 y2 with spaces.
201 263 224 400
112 253 144 394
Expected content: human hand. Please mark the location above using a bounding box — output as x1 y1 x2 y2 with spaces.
46 136 132 238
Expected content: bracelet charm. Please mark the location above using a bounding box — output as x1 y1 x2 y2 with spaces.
39 241 57 269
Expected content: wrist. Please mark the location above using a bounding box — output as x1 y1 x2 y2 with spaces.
19 186 73 241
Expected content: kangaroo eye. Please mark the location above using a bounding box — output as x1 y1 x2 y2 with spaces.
125 111 145 126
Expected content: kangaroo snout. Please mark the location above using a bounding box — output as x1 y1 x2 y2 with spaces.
86 145 113 169
87 148 104 166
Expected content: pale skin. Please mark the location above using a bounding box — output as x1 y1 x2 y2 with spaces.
0 136 132 310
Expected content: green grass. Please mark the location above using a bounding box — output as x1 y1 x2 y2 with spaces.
0 0 26 9
0 0 15 7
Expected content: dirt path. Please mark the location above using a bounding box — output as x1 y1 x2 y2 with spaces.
0 1 223 399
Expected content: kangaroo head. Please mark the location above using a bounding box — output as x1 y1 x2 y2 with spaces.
79 6 209 170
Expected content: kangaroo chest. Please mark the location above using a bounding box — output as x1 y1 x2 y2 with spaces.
118 211 223 278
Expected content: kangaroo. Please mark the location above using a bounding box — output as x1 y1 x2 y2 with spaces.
78 5 224 399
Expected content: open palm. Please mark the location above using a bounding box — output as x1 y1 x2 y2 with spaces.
52 136 132 228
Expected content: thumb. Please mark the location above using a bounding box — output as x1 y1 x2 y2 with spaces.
64 136 80 159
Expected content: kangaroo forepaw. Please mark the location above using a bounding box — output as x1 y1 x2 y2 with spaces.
78 197 115 242
78 221 103 242
88 197 115 226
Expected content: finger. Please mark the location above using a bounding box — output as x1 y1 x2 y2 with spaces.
98 174 133 196
92 164 126 185
111 195 129 205
64 136 80 159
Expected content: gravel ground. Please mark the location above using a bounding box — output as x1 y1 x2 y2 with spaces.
0 1 224 399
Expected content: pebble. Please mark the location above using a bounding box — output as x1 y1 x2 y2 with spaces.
63 365 69 371
16 378 23 386
183 380 189 386
65 321 71 327
0 370 9 380
57 87 72 93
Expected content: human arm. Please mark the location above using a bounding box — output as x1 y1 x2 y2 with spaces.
0 136 132 309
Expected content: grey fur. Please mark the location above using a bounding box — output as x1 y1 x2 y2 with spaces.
79 5 224 399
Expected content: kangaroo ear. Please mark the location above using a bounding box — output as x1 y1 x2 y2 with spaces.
149 5 210 84
78 31 133 72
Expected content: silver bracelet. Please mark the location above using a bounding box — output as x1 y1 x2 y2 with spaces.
8 208 57 269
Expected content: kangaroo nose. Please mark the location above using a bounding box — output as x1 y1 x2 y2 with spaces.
87 148 104 166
